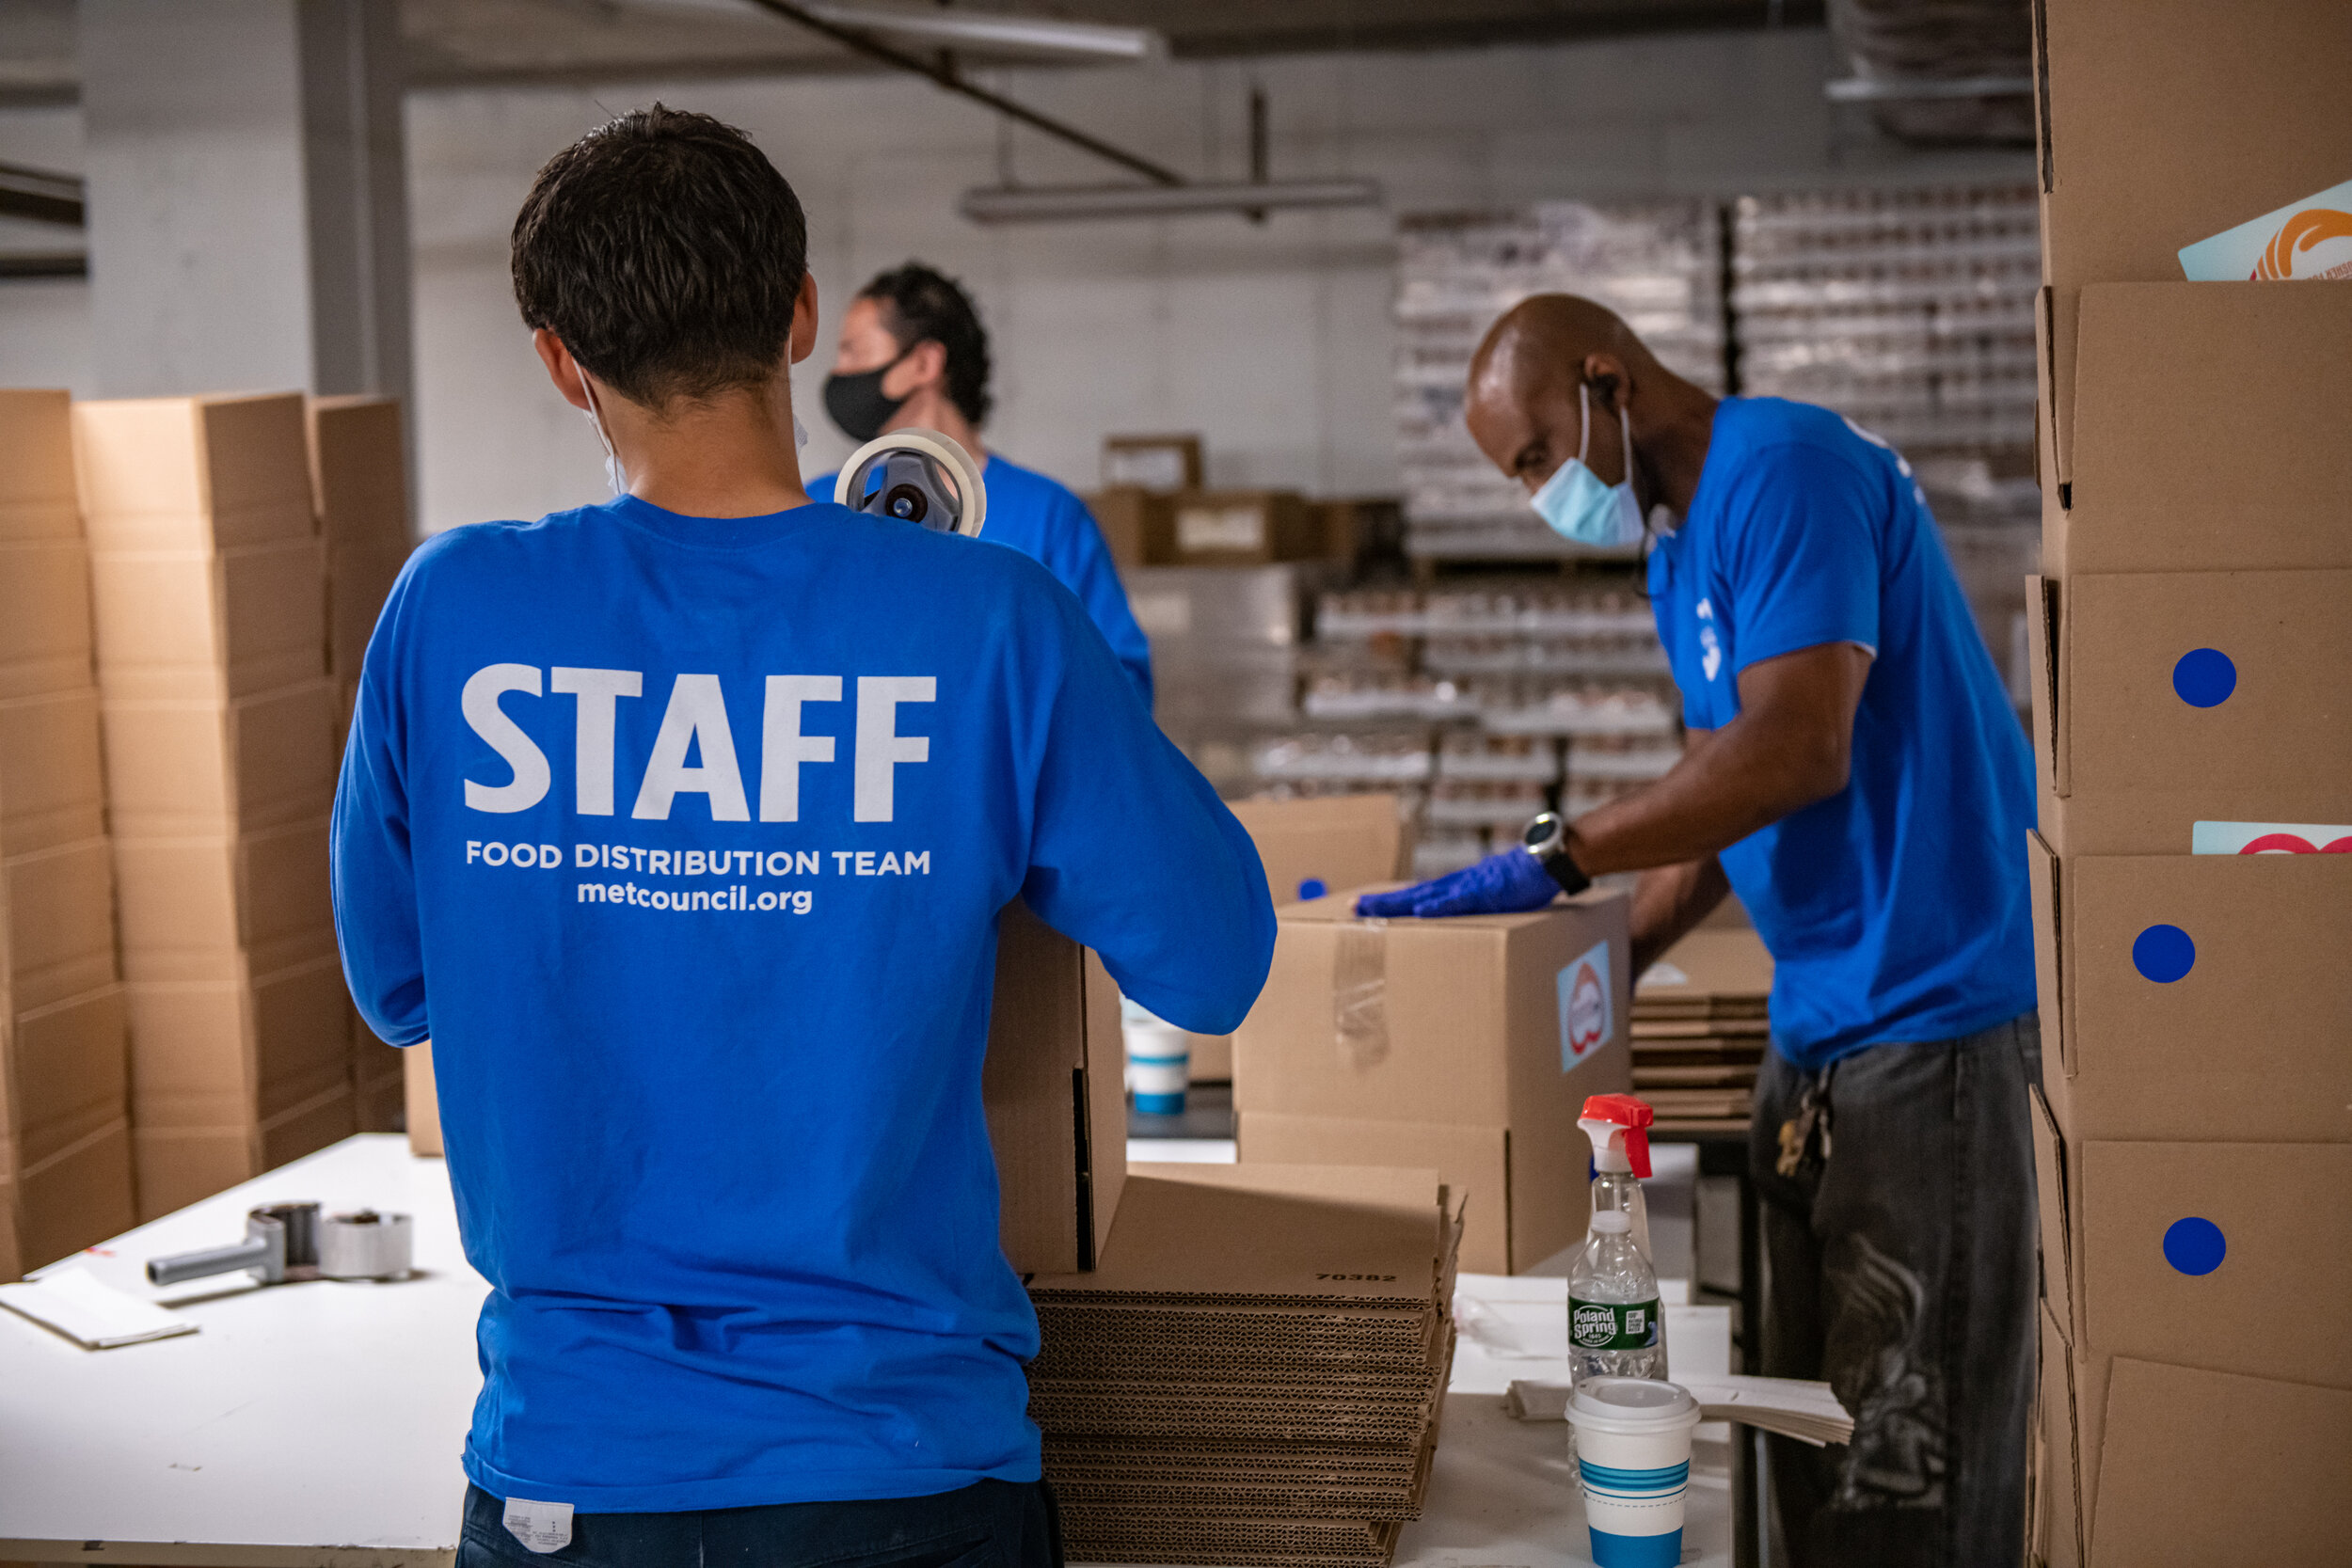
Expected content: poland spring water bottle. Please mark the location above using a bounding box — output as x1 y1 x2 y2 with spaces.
1567 1209 1666 1386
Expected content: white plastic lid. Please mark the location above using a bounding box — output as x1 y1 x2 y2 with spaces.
1569 1376 1700 1428
1591 1210 1631 1233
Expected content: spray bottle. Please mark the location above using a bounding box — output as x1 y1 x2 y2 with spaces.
1567 1093 1667 1386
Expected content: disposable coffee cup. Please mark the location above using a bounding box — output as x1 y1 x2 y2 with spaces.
1120 1000 1190 1116
1566 1376 1701 1568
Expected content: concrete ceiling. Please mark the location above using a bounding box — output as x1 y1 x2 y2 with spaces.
0 0 1824 102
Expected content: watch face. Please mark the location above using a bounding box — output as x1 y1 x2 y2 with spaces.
1522 813 1560 853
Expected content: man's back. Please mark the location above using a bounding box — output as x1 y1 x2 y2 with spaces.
333 495 1272 1511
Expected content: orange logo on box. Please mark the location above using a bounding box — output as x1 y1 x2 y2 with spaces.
2252 207 2352 281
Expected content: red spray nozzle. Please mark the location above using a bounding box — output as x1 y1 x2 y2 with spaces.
1580 1093 1654 1179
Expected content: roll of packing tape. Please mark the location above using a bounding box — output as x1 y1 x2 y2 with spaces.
318 1210 414 1281
834 429 988 538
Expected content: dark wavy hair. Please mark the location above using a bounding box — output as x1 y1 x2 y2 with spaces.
858 261 993 427
510 104 807 409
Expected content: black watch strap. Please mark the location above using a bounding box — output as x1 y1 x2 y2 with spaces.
1520 812 1592 896
1537 841 1592 896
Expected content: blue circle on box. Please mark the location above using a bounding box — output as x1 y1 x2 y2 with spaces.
2132 924 2196 983
1297 878 1327 902
2171 648 2236 707
2163 1217 2226 1276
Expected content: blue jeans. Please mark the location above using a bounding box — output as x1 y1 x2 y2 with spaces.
1748 1013 2042 1568
457 1480 1061 1568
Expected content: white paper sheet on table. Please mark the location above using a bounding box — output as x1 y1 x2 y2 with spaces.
1505 1373 1851 1447
0 1267 199 1349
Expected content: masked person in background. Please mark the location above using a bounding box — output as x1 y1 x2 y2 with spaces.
1363 294 2040 1568
814 262 1154 704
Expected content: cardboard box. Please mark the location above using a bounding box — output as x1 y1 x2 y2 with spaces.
2 837 120 1016
1232 889 1632 1272
0 389 82 541
0 689 106 859
4 984 130 1174
131 1080 356 1222
1228 793 1414 909
2036 286 2352 574
2026 832 2352 1143
98 679 339 838
111 816 336 984
2032 0 2352 294
1084 485 1168 570
87 539 327 702
307 394 412 679
1103 434 1202 495
1186 1032 1232 1083
352 1003 404 1134
122 953 357 1132
405 898 1128 1274
2026 573 2352 856
4 1117 137 1278
0 540 94 703
72 393 316 551
1167 491 1319 565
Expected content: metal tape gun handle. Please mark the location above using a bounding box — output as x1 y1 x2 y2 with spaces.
146 1202 414 1287
835 429 988 538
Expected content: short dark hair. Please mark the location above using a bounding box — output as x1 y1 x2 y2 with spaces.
511 104 807 409
858 261 992 426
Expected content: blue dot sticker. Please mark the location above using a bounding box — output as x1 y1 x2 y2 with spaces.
1297 878 1327 902
2171 648 2236 707
2132 924 2196 983
2163 1217 2226 1276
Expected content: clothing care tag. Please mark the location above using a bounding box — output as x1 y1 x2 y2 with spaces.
502 1498 574 1554
2190 820 2352 855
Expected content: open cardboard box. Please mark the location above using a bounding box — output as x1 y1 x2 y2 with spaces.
1232 888 1629 1273
2029 1086 2352 1564
2026 832 2352 1143
2025 573 2352 857
407 897 1125 1275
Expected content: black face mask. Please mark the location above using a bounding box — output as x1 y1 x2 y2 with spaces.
822 348 913 443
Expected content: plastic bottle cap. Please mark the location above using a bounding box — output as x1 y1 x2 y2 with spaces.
1591 1210 1631 1233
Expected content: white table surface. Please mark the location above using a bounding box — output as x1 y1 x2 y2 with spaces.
0 1136 1731 1568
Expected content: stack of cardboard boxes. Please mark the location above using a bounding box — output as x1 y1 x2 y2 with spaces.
0 391 139 1276
1629 927 1771 1131
1029 1162 1462 1567
1234 888 1632 1275
305 396 415 1132
75 393 354 1219
2024 3 2352 1562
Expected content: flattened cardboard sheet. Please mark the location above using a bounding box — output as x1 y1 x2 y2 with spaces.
2089 1358 2352 1568
1239 1112 1533 1277
3 983 129 1172
2 837 119 1016
123 953 356 1131
87 540 327 702
2036 1299 2083 1568
0 541 94 702
0 689 106 858
7 1117 136 1278
0 389 81 539
111 816 336 984
98 679 339 838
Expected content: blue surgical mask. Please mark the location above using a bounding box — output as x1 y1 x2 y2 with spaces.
1530 382 1645 548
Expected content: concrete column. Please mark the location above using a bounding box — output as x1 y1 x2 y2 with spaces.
79 0 411 414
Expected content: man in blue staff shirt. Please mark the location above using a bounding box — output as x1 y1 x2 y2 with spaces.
1365 295 2039 1568
330 105 1274 1568
813 261 1155 704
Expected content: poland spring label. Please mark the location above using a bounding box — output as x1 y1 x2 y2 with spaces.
1570 1296 1661 1352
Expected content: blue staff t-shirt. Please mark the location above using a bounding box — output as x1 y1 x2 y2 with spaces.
1645 397 2036 1069
813 452 1153 705
330 494 1272 1512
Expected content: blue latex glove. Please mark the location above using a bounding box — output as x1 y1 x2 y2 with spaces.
1354 847 1561 919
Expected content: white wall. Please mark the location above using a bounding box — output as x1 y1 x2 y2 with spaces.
2 27 2031 534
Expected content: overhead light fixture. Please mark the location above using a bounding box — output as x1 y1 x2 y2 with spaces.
959 179 1384 225
801 4 1166 60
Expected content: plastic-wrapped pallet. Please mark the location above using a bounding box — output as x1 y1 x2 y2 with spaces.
1394 203 1725 562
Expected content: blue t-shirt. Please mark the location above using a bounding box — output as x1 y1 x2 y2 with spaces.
1646 398 2036 1069
813 452 1153 705
330 495 1272 1512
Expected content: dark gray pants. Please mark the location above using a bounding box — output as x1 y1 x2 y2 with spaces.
1747 1013 2041 1568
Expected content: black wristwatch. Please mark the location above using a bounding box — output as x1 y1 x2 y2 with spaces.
1519 811 1592 896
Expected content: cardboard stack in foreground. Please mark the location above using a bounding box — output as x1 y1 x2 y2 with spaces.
2025 4 2352 1562
1029 1164 1461 1567
74 394 351 1218
304 396 414 1132
1234 888 1631 1275
1631 927 1772 1131
0 390 138 1276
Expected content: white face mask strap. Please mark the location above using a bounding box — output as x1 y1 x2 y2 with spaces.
1619 391 1635 496
1577 381 1593 467
580 374 623 477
